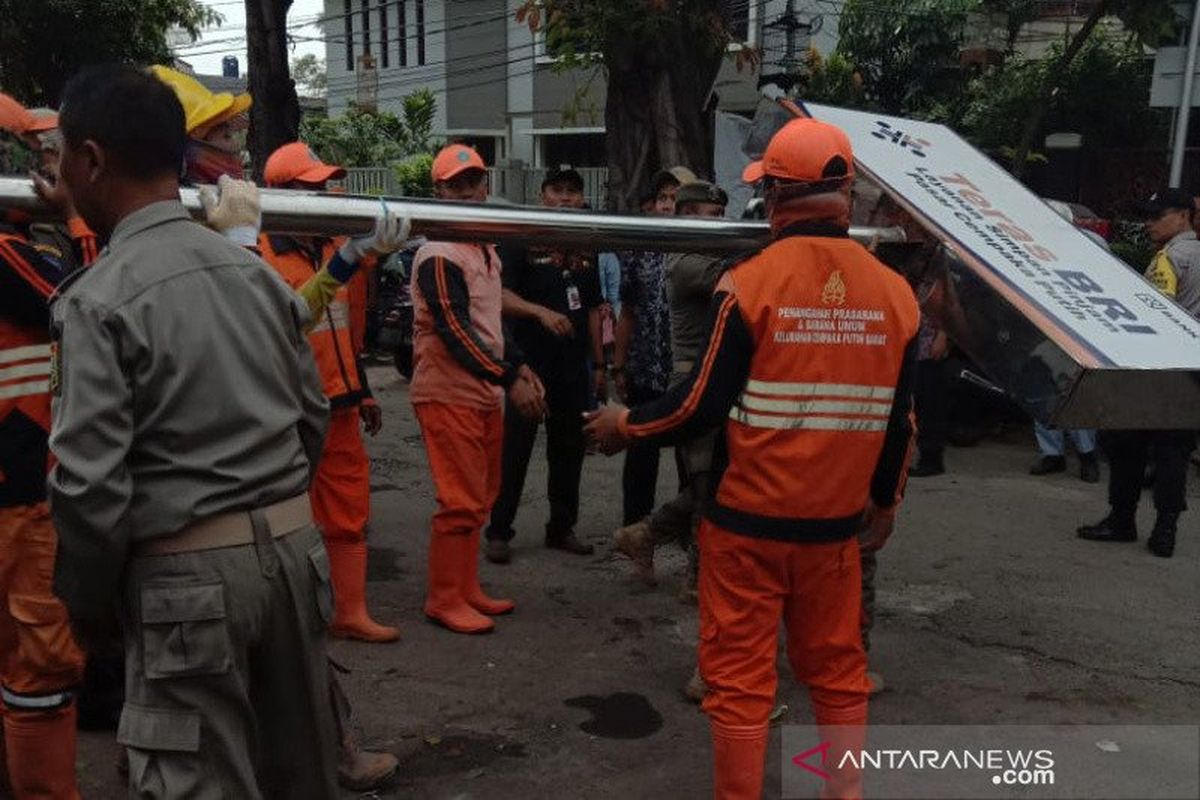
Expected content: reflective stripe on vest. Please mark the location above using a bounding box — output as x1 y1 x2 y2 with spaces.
730 379 894 432
0 343 52 400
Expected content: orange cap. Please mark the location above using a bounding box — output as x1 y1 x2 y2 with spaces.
263 142 347 187
0 92 36 136
431 143 486 182
742 117 854 185
25 109 58 133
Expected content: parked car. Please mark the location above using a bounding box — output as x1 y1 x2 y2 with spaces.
1043 198 1111 241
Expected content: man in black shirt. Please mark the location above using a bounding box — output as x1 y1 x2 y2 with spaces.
485 167 604 562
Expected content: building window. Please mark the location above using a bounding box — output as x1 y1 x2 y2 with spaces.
379 0 389 68
344 0 354 71
416 0 426 66
361 0 371 55
398 0 407 66
728 0 759 47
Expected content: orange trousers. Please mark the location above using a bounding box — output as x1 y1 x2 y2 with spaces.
413 403 503 538
698 521 868 800
310 406 372 545
1 502 86 799
0 502 85 701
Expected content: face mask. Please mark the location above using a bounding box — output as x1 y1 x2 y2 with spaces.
184 138 245 184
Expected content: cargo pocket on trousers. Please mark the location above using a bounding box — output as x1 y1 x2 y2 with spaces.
117 704 221 799
9 592 82 681
307 542 335 627
139 582 232 680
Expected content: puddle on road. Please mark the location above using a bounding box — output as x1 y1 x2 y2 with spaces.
564 692 663 739
404 732 527 778
367 546 402 582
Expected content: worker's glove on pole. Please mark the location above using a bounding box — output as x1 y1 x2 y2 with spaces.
338 205 411 263
198 174 262 247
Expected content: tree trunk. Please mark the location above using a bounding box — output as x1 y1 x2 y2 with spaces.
602 20 723 211
246 0 300 181
1010 0 1108 180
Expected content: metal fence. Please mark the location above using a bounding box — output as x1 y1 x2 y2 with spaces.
337 165 610 209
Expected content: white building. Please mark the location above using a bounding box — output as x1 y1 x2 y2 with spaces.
321 1 838 168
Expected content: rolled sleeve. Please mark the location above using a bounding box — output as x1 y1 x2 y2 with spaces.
48 296 135 620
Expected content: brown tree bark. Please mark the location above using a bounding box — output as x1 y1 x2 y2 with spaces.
246 0 301 181
601 16 724 211
1009 0 1109 179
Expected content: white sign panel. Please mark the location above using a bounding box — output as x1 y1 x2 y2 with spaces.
805 103 1200 370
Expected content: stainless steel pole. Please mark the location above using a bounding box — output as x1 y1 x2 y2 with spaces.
1169 0 1200 187
0 177 904 253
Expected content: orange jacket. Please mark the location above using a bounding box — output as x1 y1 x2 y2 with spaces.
258 234 372 408
620 222 920 542
1 218 96 506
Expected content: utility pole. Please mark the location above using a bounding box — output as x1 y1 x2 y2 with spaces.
760 0 813 91
1169 0 1200 187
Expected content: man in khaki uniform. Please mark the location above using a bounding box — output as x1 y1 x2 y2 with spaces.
48 65 339 797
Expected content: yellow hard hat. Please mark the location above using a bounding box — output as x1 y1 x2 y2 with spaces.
149 65 252 138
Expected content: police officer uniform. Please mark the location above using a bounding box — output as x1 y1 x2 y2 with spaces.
49 201 339 797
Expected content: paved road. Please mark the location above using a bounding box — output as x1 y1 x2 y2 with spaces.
78 367 1200 798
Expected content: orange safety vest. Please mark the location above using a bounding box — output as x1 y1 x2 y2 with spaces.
713 231 920 537
1 224 93 506
622 223 921 542
258 235 369 406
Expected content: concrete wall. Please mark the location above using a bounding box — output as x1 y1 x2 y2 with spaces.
444 0 508 132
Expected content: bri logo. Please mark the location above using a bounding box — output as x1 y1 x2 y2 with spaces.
792 741 833 780
871 120 931 158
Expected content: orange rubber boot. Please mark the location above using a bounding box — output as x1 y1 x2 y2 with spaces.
465 530 514 616
814 694 867 800
4 704 82 800
711 722 768 800
326 540 400 643
424 533 494 634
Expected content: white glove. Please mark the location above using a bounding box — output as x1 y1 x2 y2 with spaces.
198 174 261 247
339 204 411 263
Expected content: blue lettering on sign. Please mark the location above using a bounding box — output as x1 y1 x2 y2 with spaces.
871 121 931 158
1054 270 1156 334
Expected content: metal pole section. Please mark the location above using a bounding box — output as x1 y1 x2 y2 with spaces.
1169 0 1200 187
0 177 904 253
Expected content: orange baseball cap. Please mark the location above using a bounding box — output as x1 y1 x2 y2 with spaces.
431 143 486 182
25 108 59 133
263 142 347 187
0 92 37 135
742 117 854 185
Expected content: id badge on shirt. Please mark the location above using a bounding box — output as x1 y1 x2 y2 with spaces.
566 284 582 311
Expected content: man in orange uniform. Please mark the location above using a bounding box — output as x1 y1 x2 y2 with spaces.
0 94 93 798
587 118 920 799
410 144 546 634
260 142 408 643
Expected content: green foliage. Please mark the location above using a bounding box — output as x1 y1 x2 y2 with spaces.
835 0 979 114
291 54 327 97
393 153 435 198
1110 219 1155 271
516 0 733 72
299 90 440 169
956 38 1168 155
0 131 35 175
0 0 219 104
797 48 866 108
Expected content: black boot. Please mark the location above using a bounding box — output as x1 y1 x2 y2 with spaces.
1077 512 1137 542
909 452 945 478
1030 455 1067 476
1078 452 1100 484
1146 513 1178 558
